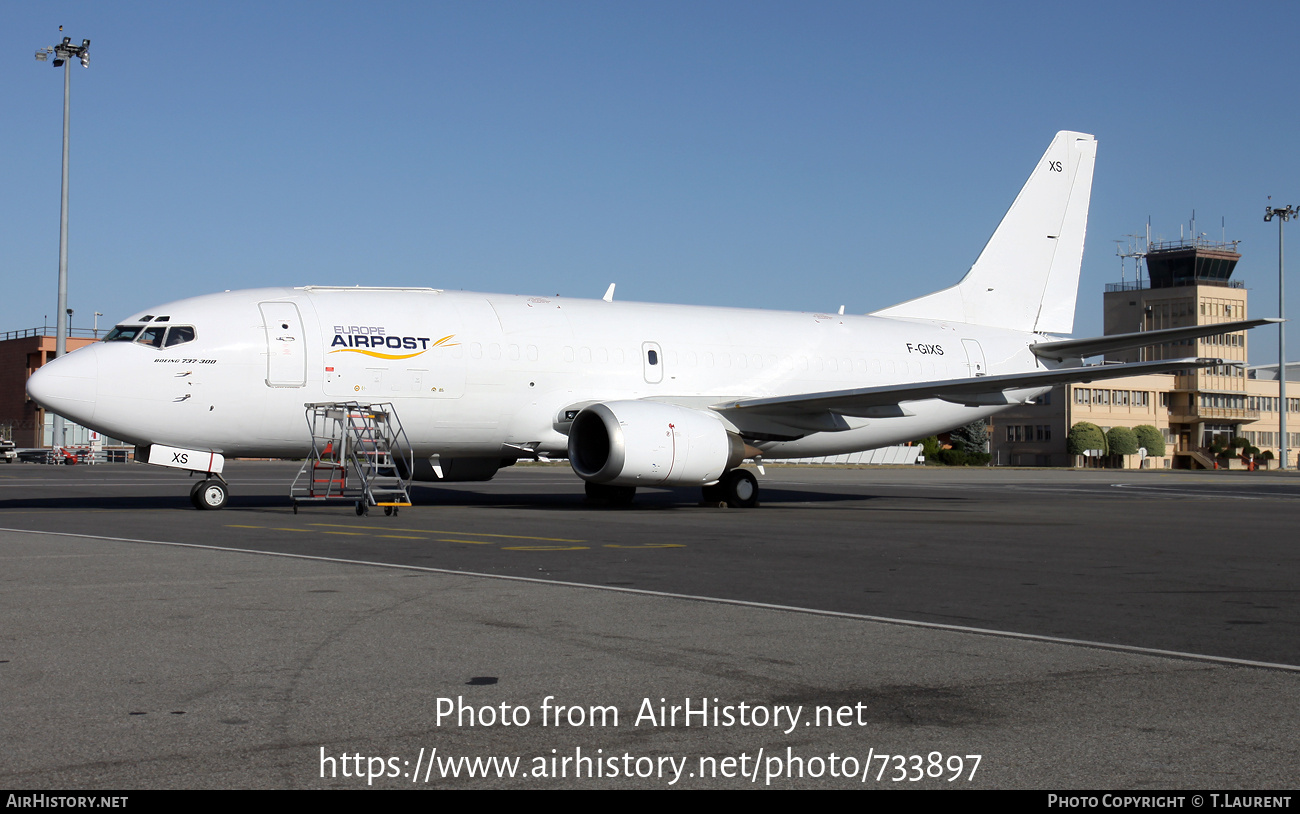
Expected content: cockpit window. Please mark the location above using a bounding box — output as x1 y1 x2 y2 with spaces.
137 326 167 348
164 326 196 347
103 325 143 342
103 323 197 348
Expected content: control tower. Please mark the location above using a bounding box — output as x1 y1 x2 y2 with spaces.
1103 235 1250 454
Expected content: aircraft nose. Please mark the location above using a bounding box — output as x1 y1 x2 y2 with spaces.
27 345 98 425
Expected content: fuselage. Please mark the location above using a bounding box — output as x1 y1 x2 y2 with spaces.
27 285 1051 461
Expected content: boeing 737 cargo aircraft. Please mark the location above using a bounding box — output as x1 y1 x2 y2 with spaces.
25 131 1273 509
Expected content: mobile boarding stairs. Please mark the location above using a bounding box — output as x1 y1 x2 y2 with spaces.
290 402 414 516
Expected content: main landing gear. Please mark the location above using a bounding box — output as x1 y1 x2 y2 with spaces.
582 468 760 509
190 476 229 510
701 468 759 509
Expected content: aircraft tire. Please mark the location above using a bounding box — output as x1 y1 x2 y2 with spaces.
195 479 228 510
701 483 726 506
722 469 759 509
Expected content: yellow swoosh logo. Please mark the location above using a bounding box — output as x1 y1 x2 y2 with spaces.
328 348 428 360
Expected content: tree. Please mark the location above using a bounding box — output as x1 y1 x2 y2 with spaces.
1106 426 1139 457
915 436 942 462
1067 422 1106 456
1133 425 1165 458
950 420 988 455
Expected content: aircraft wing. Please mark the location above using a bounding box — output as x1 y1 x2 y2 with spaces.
713 357 1221 420
1030 318 1279 361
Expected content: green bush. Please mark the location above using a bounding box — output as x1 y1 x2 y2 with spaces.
1067 422 1106 456
1106 426 1139 457
933 448 990 467
1133 425 1165 457
915 436 942 461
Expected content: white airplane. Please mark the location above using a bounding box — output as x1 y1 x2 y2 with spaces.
26 131 1272 510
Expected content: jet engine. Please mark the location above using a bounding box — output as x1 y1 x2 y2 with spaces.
567 401 745 487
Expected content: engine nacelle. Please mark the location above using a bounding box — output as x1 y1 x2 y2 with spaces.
568 401 745 487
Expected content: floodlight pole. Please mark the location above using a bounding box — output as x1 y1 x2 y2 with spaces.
36 35 89 450
1265 204 1295 470
54 51 70 449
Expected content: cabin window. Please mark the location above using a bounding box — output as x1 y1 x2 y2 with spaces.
647 349 658 366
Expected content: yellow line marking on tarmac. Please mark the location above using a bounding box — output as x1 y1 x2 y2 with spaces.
438 539 496 545
502 545 590 551
377 535 427 540
306 523 584 543
602 544 686 549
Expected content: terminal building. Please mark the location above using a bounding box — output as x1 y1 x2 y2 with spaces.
990 237 1297 468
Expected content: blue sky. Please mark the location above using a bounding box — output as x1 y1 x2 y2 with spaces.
3 1 1298 362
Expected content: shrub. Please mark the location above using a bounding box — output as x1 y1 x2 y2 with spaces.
935 448 966 466
1133 425 1166 458
1106 426 1139 457
915 436 942 461
1066 422 1106 456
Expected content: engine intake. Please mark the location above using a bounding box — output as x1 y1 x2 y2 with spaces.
568 401 745 486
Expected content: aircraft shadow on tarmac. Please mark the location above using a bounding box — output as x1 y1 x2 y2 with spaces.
0 485 969 513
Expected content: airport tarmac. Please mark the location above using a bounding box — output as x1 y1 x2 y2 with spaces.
2 462 1298 789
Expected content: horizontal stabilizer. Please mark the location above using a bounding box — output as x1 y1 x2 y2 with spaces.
1031 318 1281 361
714 357 1221 419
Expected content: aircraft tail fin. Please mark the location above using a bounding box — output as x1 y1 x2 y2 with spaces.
872 131 1097 334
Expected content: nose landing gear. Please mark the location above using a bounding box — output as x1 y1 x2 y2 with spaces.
190 477 229 510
